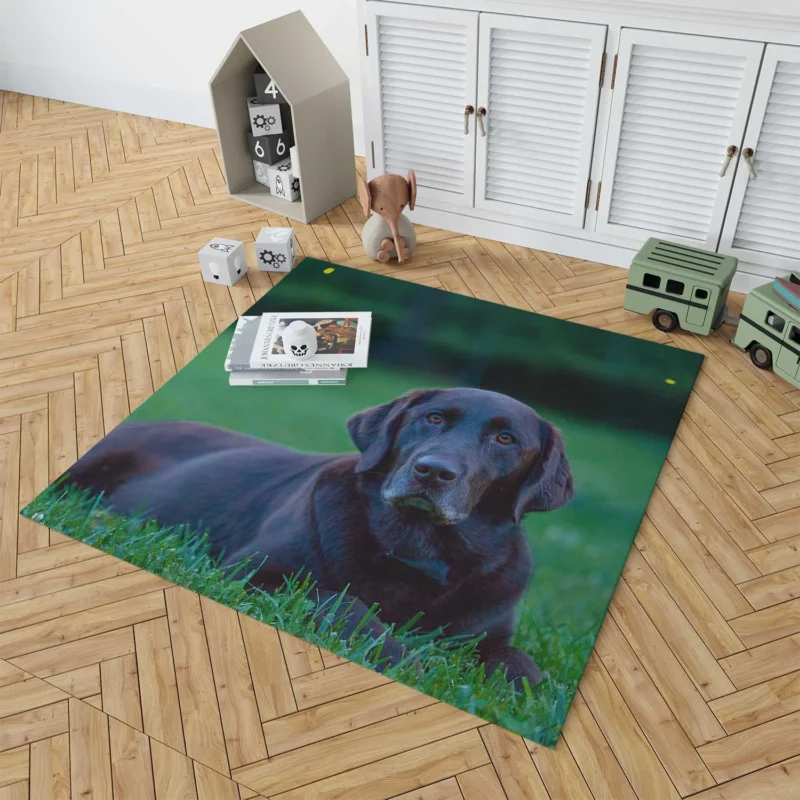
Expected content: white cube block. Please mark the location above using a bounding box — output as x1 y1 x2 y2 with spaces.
253 160 270 189
255 227 296 272
198 237 246 286
247 97 288 136
267 158 300 201
289 145 300 179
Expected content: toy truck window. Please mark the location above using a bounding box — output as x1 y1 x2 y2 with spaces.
666 279 685 295
766 311 786 333
643 273 661 289
696 289 709 300
790 327 800 346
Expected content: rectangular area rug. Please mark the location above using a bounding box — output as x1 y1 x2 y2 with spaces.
23 258 703 747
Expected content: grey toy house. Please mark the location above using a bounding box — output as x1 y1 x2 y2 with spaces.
210 11 356 223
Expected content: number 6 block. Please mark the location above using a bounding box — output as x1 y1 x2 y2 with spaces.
247 129 295 166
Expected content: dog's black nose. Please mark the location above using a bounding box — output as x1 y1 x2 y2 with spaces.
413 456 458 486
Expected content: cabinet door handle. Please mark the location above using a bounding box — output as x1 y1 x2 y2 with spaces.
464 105 474 135
476 107 487 137
719 144 737 177
743 147 758 180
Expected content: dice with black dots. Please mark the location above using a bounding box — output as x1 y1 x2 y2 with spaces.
198 237 247 286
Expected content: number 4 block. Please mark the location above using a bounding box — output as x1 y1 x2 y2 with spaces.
247 130 294 166
254 71 288 104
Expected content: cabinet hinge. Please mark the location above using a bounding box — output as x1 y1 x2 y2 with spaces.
364 25 369 56
595 181 602 211
585 178 592 209
610 54 619 89
599 53 607 87
371 141 376 169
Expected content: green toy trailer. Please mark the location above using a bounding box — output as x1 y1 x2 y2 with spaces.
624 238 739 335
733 274 800 384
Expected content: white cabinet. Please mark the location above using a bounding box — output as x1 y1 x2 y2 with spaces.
595 29 764 248
364 1 478 208
475 15 607 228
360 0 800 285
719 44 800 271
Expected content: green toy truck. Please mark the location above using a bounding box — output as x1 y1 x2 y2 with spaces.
734 277 800 384
624 237 800 390
624 238 739 335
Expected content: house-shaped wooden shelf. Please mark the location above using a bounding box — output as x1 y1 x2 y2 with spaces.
210 11 355 223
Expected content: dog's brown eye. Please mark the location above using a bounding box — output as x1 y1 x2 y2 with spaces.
427 412 443 424
496 432 516 445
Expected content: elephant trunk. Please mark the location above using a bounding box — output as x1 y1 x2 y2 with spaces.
387 216 404 264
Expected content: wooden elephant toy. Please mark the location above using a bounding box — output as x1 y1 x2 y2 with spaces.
357 170 417 263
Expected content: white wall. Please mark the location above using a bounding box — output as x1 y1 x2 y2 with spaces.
0 0 365 154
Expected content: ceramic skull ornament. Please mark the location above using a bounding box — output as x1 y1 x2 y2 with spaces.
281 321 318 359
357 171 417 264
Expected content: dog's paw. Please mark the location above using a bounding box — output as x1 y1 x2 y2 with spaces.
481 644 543 688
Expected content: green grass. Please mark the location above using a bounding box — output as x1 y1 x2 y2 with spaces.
24 482 597 747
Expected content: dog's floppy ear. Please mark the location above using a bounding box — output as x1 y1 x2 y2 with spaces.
513 423 573 523
348 390 433 473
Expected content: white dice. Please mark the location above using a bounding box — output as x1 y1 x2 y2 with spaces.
198 238 246 286
255 227 297 273
267 158 300 201
247 97 289 137
289 145 301 179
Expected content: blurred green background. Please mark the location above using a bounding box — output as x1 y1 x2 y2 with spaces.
127 258 701 651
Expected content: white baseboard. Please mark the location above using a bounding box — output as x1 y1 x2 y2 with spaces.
0 62 367 156
408 204 775 295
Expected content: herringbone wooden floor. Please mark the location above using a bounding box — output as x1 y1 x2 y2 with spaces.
1 92 799 800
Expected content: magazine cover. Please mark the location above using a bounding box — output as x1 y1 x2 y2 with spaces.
250 312 371 370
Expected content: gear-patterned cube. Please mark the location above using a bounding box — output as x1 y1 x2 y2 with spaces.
198 237 247 286
247 97 291 137
266 158 300 201
255 226 297 273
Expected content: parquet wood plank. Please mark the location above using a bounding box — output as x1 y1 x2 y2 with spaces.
100 653 143 731
262 681 432 757
232 704 483 796
134 615 186 753
69 698 112 799
9 627 136 679
622 550 736 700
0 746 29 788
199 598 266 769
166 588 230 775
150 738 198 800
109 715 156 800
0 430 20 581
238 614 296 724
635 517 745 657
48 665 100 699
29 733 70 800
480 726 549 800
0 702 68 752
267 730 489 800
593 616 715 794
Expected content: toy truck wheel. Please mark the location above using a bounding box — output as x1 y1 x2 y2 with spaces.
749 344 773 370
652 309 679 332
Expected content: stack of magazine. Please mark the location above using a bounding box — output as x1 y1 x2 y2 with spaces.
224 312 372 386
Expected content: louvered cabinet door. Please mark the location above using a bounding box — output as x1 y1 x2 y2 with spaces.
719 45 800 270
475 15 607 228
595 30 764 248
364 1 478 208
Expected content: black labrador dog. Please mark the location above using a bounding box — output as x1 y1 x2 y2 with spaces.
66 387 573 685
